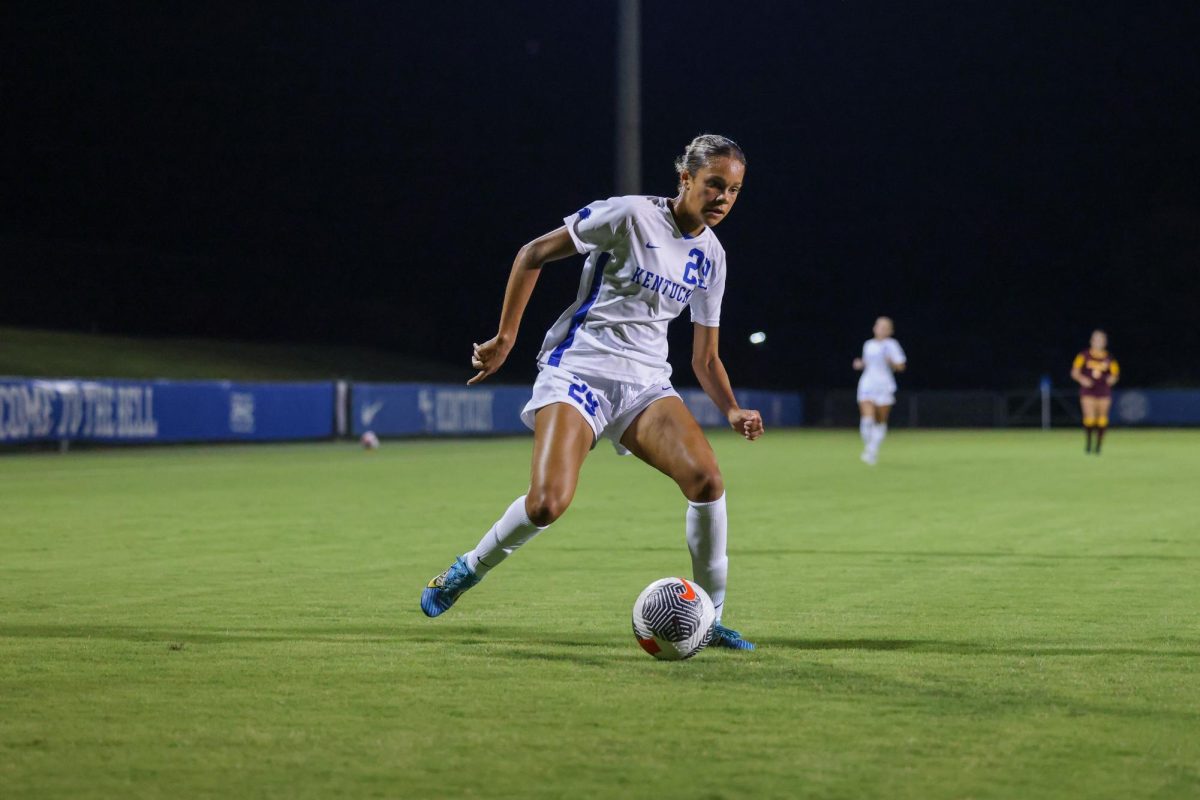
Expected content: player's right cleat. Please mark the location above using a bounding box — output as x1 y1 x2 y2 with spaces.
710 623 756 651
860 451 877 466
420 556 481 618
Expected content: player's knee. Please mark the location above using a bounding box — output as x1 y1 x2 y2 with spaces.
525 488 571 527
1098 416 1109 428
683 466 724 503
1083 416 1097 426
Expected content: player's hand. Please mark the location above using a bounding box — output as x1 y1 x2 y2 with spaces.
1106 376 1116 386
467 335 512 385
728 408 764 441
1081 377 1094 388
852 357 864 370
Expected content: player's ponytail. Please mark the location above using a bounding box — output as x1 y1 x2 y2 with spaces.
675 134 747 188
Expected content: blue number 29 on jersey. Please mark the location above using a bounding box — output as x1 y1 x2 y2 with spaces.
682 248 712 289
567 380 599 417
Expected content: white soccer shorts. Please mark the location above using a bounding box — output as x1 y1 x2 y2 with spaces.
857 383 896 407
520 365 681 455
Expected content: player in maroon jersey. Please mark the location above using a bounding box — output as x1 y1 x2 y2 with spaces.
1070 329 1120 454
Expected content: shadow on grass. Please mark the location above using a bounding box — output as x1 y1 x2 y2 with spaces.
560 546 1199 562
764 638 1200 658
497 648 645 667
746 549 1199 562
0 622 624 652
4 624 1198 659
0 622 659 669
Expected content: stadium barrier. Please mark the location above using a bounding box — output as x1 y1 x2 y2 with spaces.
1112 389 1200 426
349 383 804 436
808 388 1200 427
351 383 530 436
0 377 336 444
0 376 803 446
677 387 804 430
5 376 1192 445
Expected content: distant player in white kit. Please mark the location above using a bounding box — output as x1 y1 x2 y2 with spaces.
853 317 907 465
420 134 762 650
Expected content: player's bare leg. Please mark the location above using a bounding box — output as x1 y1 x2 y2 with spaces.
421 403 592 617
864 402 892 464
1081 395 1099 453
622 397 723 503
523 403 594 524
621 397 753 651
1093 397 1111 455
858 400 877 463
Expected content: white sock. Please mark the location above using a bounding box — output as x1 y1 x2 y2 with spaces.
860 416 875 445
465 495 547 577
868 423 888 456
686 493 728 621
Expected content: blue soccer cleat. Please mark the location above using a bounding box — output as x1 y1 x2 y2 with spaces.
710 623 756 651
420 556 481 618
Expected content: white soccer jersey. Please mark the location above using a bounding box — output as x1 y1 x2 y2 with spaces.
535 195 727 384
858 337 906 394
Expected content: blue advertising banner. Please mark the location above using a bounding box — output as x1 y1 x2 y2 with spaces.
351 383 532 436
0 378 335 444
351 383 804 437
1113 389 1200 426
677 388 804 429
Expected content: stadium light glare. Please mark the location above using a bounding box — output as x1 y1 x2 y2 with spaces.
749 331 767 345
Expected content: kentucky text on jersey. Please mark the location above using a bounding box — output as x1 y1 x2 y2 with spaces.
631 265 696 303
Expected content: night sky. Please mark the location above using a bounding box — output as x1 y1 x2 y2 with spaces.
5 2 1200 391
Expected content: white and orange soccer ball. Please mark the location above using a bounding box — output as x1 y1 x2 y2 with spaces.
631 577 716 660
360 431 380 450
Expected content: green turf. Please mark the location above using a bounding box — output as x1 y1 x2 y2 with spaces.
0 326 462 381
2 429 1198 799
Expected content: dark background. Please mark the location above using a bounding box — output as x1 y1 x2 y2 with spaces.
4 1 1199 390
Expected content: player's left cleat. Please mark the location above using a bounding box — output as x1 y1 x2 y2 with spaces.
710 623 755 651
420 556 481 618
860 451 877 466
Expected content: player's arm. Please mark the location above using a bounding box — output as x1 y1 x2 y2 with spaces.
1070 354 1093 387
691 324 763 441
1107 359 1120 387
887 341 907 372
469 227 578 385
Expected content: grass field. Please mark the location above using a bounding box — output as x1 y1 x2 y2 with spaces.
0 326 461 381
2 429 1199 799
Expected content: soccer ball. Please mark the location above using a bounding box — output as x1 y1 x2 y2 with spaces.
631 577 716 660
360 431 380 449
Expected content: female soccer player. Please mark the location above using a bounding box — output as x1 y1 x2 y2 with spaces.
420 135 763 650
1070 329 1119 454
852 317 906 465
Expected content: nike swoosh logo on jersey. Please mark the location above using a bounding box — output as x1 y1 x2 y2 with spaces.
645 242 660 248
